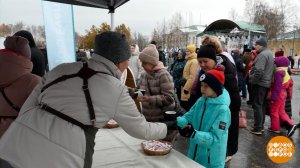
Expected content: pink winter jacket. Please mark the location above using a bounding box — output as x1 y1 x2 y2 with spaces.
0 49 41 137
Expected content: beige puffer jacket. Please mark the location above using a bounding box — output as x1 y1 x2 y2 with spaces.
181 52 198 101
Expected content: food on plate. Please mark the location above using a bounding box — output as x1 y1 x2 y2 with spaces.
141 140 172 155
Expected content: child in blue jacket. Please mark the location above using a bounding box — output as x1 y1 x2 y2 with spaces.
177 68 231 168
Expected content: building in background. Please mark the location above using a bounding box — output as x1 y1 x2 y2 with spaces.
269 29 300 57
196 19 266 53
180 25 206 47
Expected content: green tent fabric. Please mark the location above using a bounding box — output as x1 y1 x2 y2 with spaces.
235 21 265 33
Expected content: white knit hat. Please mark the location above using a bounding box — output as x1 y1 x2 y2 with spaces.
139 44 159 65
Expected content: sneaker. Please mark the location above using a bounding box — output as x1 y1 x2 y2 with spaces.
249 128 263 135
287 125 297 137
251 126 264 132
268 128 280 134
225 156 232 163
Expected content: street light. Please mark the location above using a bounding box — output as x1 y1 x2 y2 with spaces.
245 0 253 48
292 26 297 57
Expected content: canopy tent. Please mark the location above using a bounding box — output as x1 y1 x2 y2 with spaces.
44 0 130 30
196 19 266 37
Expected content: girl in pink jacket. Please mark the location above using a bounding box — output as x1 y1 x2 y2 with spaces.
269 56 296 137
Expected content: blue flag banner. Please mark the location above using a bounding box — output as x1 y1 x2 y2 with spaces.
42 1 75 70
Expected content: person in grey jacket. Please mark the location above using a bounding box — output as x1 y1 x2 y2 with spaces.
0 32 171 168
249 38 274 135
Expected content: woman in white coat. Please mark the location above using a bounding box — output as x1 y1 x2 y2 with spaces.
129 44 143 84
0 32 171 168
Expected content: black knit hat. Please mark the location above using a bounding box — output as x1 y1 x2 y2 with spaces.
197 45 217 62
94 31 131 64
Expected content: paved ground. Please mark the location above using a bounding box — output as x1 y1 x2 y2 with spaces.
173 74 300 168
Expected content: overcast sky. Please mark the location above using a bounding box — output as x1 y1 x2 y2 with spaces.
0 0 299 37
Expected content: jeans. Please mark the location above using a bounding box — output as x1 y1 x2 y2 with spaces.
252 85 268 130
241 79 247 98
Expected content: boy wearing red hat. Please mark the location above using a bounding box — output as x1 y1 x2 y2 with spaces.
177 66 231 168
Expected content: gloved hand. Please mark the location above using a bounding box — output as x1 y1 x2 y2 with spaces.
178 124 195 138
180 78 187 86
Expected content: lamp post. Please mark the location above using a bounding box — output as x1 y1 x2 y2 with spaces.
292 26 297 57
292 31 295 57
245 0 253 48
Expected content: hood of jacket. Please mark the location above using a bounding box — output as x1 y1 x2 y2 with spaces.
185 52 197 61
274 56 289 67
200 88 230 106
0 49 33 87
90 53 122 79
153 61 166 71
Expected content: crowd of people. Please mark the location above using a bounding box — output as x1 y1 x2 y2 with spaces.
0 30 300 168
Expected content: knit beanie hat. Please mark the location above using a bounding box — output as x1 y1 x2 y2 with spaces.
255 38 267 47
197 44 217 62
199 67 225 96
275 50 284 57
4 36 31 59
94 31 131 64
139 44 159 65
179 48 186 59
186 44 196 53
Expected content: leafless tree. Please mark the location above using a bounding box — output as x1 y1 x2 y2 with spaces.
151 12 187 49
253 2 282 39
37 25 45 40
12 22 25 33
228 8 239 21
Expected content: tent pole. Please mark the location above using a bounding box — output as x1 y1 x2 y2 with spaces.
109 0 114 31
111 12 114 31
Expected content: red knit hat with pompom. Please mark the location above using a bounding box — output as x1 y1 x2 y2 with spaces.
199 65 225 96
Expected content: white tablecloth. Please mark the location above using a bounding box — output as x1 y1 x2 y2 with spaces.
92 127 203 168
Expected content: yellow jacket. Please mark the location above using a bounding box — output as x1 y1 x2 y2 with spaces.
181 52 198 101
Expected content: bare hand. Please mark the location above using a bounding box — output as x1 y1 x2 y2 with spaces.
137 96 150 102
